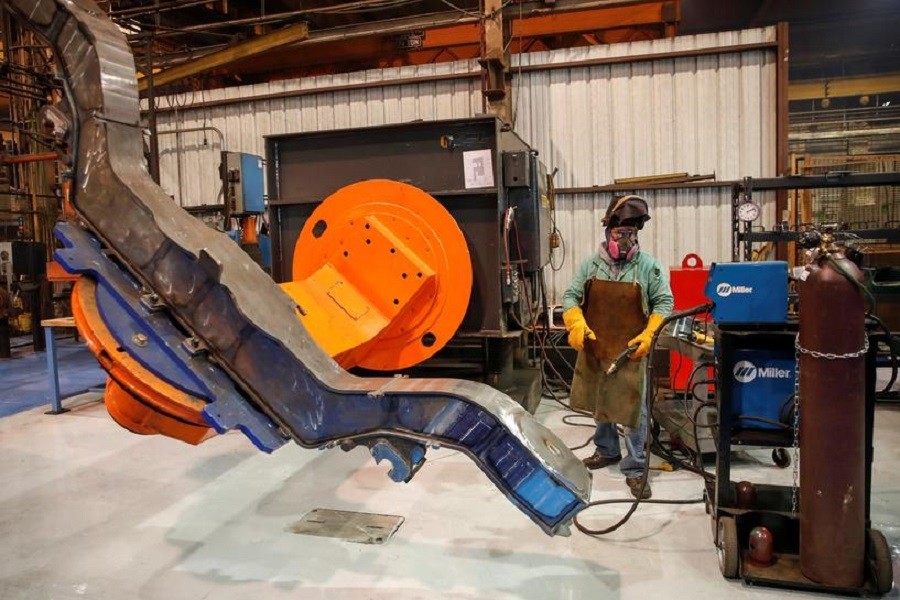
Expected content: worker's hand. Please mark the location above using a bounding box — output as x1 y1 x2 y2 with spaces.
562 306 596 352
627 313 665 359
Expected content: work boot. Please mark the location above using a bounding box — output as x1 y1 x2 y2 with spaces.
582 452 621 470
626 476 652 499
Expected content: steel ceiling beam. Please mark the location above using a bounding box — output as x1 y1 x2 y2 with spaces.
138 21 310 91
111 0 214 19
788 72 900 101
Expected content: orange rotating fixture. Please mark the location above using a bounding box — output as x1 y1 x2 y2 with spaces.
71 278 213 444
280 179 473 371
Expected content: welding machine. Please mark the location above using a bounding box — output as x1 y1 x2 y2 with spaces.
705 261 788 324
722 348 795 431
704 261 794 430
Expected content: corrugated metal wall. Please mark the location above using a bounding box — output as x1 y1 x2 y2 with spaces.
149 26 777 302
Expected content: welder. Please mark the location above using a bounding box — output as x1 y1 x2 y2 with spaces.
562 195 673 499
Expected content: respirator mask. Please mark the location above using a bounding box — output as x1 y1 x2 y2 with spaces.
606 226 639 261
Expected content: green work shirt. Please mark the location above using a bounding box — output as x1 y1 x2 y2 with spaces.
562 250 674 317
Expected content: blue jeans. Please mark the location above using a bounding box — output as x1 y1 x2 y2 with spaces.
593 407 648 479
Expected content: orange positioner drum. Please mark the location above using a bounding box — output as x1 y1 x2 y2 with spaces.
71 278 215 445
282 179 473 371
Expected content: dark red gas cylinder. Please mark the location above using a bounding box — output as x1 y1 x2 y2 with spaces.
798 252 866 588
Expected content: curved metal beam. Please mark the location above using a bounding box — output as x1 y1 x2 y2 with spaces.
5 0 590 535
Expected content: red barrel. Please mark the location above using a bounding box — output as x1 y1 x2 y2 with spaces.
798 252 866 587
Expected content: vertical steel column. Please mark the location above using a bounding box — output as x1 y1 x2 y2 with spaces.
774 22 789 260
482 0 512 123
43 324 67 414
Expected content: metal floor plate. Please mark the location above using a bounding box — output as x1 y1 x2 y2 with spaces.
288 509 404 544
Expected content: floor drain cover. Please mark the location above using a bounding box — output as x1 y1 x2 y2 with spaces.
288 508 404 544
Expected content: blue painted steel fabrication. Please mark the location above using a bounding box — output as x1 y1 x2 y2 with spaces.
55 221 588 533
55 223 288 453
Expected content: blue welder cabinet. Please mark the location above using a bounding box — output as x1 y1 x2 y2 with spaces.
717 328 796 438
727 349 796 431
705 261 789 324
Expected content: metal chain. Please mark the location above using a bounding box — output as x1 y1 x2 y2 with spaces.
790 333 868 517
795 335 869 360
791 335 800 517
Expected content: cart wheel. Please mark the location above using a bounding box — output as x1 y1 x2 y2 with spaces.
772 448 791 468
717 517 740 579
867 529 894 595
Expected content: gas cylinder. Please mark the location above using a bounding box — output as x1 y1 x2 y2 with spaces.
798 248 867 588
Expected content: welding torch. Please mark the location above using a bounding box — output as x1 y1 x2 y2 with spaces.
605 344 639 376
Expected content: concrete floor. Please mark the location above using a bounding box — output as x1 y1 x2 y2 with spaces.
0 338 105 417
0 392 897 600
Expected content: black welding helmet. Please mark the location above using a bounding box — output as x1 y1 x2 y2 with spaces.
601 195 651 229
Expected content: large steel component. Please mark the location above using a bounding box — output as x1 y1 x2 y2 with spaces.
9 0 590 535
798 247 867 586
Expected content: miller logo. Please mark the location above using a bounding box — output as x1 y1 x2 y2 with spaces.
716 282 753 297
733 360 792 383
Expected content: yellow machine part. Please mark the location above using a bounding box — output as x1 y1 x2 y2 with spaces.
283 179 473 371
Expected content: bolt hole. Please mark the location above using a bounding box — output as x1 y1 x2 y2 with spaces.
366 239 371 245
422 332 436 347
393 298 400 305
416 272 422 278
365 223 370 229
402 273 407 279
390 248 396 254
343 251 349 258
311 219 327 238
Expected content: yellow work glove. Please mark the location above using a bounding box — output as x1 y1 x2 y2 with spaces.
627 313 665 360
563 306 596 352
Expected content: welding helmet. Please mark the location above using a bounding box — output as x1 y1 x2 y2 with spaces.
601 195 650 229
603 195 649 261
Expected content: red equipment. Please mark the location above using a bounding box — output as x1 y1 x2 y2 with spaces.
669 253 712 390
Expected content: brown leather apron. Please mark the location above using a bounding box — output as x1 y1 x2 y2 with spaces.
569 278 646 427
